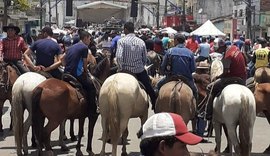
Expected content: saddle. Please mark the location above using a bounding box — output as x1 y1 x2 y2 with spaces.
165 75 191 89
118 70 146 90
62 73 85 103
209 77 245 98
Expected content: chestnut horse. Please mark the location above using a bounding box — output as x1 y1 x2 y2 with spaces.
32 57 111 156
254 67 270 83
12 72 46 155
0 63 19 133
99 73 150 156
254 83 270 153
155 78 196 125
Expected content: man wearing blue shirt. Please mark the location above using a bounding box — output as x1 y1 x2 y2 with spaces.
64 31 97 115
156 34 197 98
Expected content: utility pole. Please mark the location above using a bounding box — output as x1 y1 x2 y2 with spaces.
55 0 58 26
40 0 43 29
156 0 160 29
3 0 8 26
164 0 167 15
48 0 52 26
182 0 186 31
246 0 252 40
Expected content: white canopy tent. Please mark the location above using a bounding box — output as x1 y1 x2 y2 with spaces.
160 27 177 34
76 1 127 24
190 20 226 36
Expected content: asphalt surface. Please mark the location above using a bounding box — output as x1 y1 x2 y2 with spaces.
0 100 270 156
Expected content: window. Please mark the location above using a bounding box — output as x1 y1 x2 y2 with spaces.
234 10 238 17
239 9 243 17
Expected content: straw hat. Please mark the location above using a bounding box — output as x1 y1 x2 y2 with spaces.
197 60 210 69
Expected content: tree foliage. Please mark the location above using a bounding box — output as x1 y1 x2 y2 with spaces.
13 0 30 11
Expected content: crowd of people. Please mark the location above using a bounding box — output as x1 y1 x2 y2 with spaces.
0 21 269 155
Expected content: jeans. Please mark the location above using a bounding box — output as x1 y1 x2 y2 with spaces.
4 59 29 74
135 70 157 108
76 74 97 115
48 68 62 80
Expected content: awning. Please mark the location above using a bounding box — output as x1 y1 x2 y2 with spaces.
76 1 127 24
77 1 127 10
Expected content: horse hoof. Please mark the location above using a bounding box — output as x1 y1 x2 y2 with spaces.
86 149 95 156
76 150 83 156
222 147 230 153
71 136 77 142
61 145 69 151
264 149 270 154
63 135 68 141
23 149 28 155
31 142 37 148
121 152 128 156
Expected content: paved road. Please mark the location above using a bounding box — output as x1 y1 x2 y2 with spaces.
0 100 270 156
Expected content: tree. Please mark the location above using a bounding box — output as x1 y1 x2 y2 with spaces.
3 0 30 26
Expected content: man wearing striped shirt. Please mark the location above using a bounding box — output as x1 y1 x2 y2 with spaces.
116 22 156 111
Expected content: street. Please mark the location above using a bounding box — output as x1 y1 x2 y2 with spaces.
0 100 270 156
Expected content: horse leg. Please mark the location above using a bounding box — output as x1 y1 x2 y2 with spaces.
0 101 3 134
70 118 77 141
222 124 231 153
22 115 32 155
213 121 222 154
86 114 98 156
100 116 108 156
59 121 69 151
43 120 59 152
225 123 240 156
118 120 129 156
206 120 214 137
121 128 129 156
75 117 85 156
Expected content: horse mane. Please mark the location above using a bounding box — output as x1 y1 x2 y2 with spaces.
92 57 109 78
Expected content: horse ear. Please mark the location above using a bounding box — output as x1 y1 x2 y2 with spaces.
145 64 153 71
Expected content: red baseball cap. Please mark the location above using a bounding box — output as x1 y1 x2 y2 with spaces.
141 113 202 145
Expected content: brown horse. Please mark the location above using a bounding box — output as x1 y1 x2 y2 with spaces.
0 63 19 133
254 67 270 83
32 57 111 156
147 50 162 76
254 83 270 153
155 78 196 125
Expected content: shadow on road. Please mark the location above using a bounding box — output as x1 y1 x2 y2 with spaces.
0 128 13 141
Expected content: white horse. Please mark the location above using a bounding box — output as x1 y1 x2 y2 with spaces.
12 72 46 155
99 73 150 156
211 59 256 156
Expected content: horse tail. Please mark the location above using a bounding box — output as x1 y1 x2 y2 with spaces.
12 83 24 150
32 87 44 146
239 93 252 155
107 80 120 143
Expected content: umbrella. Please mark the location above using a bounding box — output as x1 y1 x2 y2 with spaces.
160 27 177 34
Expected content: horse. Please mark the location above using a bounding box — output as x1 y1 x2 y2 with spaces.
146 50 162 77
210 59 256 156
12 72 46 155
155 77 196 125
254 67 270 83
0 63 19 133
99 73 150 156
31 57 111 156
253 83 270 153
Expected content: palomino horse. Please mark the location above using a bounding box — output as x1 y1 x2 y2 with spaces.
211 59 256 156
155 78 196 125
0 63 19 133
12 72 46 155
99 73 149 156
32 57 111 156
253 83 270 153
